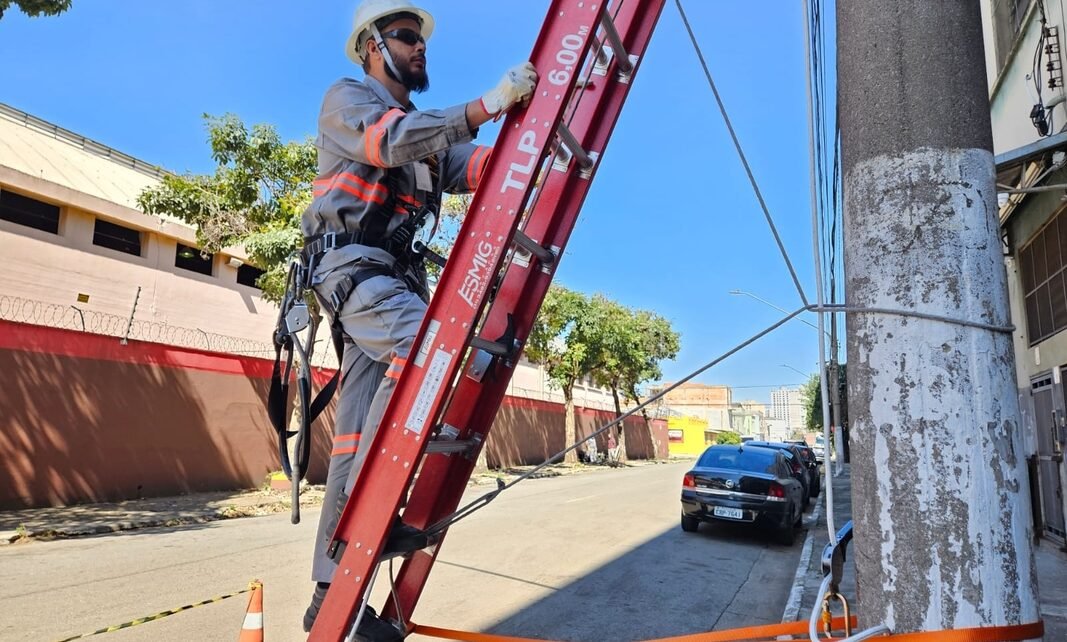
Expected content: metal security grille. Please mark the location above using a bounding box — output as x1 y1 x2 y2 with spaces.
1019 209 1067 345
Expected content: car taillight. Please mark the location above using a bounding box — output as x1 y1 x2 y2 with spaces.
768 483 785 498
683 473 695 488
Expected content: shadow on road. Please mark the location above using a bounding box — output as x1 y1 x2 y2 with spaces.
476 520 802 642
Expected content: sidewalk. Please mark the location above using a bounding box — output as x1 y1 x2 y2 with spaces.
0 458 677 545
793 463 1067 639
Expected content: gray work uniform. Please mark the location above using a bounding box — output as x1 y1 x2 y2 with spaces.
302 75 492 583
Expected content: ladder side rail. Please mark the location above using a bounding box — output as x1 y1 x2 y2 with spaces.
383 0 667 623
310 2 608 639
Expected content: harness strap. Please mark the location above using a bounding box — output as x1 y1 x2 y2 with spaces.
266 263 400 484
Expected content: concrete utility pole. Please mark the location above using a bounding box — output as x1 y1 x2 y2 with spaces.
838 1 1039 635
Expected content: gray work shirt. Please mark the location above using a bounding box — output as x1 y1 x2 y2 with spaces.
301 75 492 277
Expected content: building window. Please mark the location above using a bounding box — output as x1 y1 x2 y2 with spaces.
175 243 214 276
1020 208 1067 344
0 189 60 234
993 0 1032 71
236 264 265 289
93 219 142 256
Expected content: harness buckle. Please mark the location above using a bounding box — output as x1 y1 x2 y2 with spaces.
322 231 339 251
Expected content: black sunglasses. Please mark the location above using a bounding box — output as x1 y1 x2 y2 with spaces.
381 28 425 47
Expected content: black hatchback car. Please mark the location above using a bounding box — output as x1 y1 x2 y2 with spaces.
746 440 819 502
681 444 805 545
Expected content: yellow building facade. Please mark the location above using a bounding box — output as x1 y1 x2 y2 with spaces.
666 415 711 456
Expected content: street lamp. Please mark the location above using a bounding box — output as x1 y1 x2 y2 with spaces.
728 289 828 337
780 363 809 378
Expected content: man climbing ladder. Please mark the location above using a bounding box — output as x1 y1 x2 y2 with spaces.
306 0 665 639
296 0 537 637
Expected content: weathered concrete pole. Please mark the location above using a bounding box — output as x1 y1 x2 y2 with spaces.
838 1 1040 635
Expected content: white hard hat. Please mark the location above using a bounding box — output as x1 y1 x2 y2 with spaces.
346 0 435 64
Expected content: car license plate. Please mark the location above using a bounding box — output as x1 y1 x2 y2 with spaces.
713 507 743 520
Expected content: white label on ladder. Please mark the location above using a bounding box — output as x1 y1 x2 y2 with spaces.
406 348 452 434
414 319 441 368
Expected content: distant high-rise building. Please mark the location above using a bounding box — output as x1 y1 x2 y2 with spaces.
770 387 804 430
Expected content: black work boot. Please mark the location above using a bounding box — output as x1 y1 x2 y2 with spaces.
302 582 330 633
302 583 404 641
333 491 428 556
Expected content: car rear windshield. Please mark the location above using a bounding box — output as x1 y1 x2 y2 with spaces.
697 447 777 474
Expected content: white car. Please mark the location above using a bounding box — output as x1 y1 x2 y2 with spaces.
812 435 826 463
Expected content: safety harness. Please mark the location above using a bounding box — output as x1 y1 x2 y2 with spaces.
267 161 443 524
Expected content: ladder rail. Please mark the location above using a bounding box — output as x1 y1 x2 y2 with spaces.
310 2 611 639
382 0 667 625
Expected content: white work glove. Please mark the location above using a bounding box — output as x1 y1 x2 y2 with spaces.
481 62 538 118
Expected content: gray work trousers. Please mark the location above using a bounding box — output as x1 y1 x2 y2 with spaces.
309 253 426 583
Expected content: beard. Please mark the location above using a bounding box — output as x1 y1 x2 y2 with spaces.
385 55 430 93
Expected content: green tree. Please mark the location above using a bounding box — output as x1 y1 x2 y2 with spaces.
0 0 71 19
801 364 848 432
801 373 822 431
526 286 597 464
715 431 742 445
586 297 679 461
138 114 316 301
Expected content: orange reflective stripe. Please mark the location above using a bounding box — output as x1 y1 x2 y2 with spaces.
384 368 402 380
319 172 387 196
323 180 387 205
365 108 404 167
333 433 360 443
475 146 492 187
313 173 387 205
466 145 491 190
394 193 423 216
331 445 360 456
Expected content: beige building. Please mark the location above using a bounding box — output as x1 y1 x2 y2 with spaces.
982 1 1067 543
649 382 733 430
0 102 288 359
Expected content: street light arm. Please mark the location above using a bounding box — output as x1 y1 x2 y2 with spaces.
729 289 830 338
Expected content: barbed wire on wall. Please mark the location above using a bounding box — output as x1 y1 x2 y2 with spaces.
0 294 340 369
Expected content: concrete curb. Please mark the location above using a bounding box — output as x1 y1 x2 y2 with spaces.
780 500 822 623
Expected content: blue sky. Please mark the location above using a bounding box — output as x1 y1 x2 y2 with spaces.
0 1 834 404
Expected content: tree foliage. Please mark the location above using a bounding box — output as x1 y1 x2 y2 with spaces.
0 0 71 19
138 114 316 301
584 295 680 460
715 431 742 445
525 287 680 463
801 365 848 431
526 286 595 463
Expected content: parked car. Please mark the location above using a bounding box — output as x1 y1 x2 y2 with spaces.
681 444 805 545
745 441 816 504
812 434 827 463
784 440 822 497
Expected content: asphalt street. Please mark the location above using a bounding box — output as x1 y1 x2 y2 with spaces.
0 461 806 642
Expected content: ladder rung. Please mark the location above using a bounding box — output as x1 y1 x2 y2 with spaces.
470 336 512 357
425 438 480 455
599 13 633 74
556 123 594 170
513 229 557 266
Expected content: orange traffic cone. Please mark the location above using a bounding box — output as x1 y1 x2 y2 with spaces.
238 580 264 641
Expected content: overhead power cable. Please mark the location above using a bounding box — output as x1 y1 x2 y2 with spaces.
673 0 810 307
